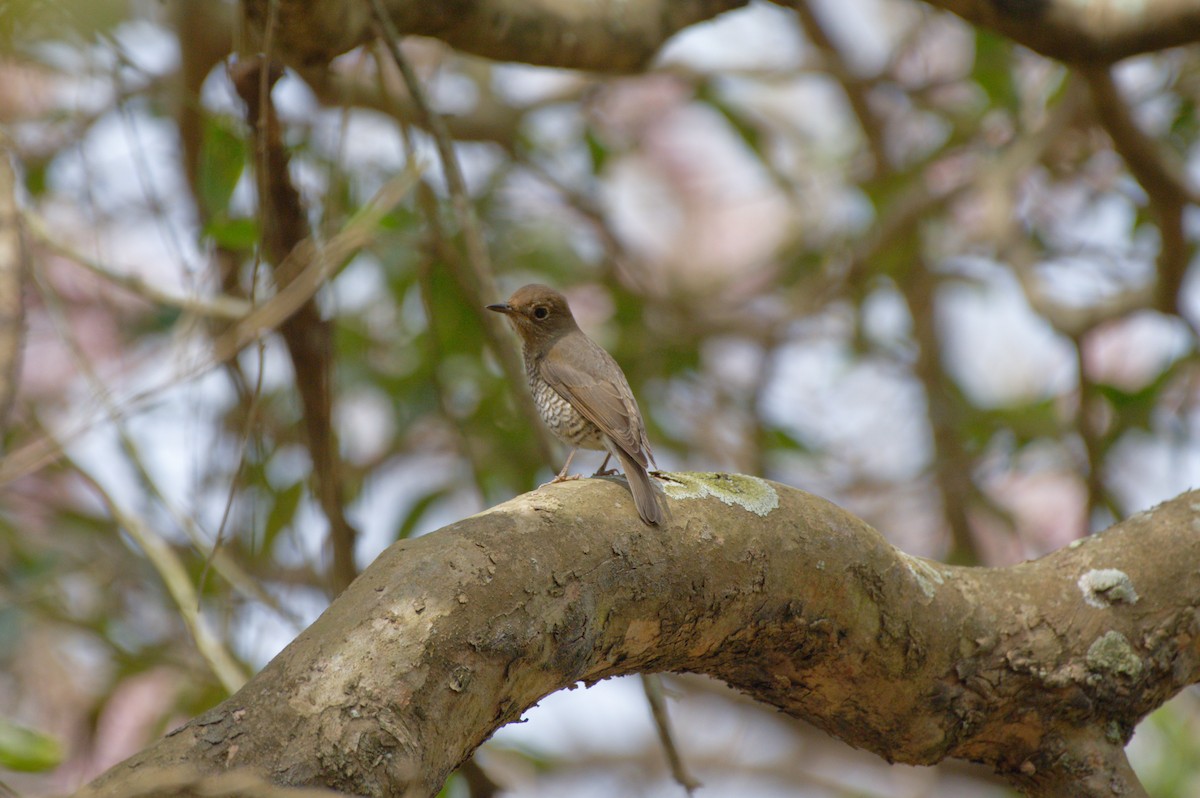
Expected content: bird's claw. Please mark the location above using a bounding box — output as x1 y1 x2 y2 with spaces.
540 473 581 488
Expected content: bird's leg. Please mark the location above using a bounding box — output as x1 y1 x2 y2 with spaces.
592 452 617 477
541 448 582 487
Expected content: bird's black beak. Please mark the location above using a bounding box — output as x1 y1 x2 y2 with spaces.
486 302 512 314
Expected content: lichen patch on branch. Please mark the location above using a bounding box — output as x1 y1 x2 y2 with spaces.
1077 569 1139 609
1085 631 1144 680
659 472 779 516
899 553 948 599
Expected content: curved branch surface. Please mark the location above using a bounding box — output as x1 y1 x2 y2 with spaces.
78 475 1199 797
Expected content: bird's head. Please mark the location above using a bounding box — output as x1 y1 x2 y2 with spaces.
487 284 580 345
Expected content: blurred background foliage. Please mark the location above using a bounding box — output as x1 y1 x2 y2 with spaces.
1 0 1199 796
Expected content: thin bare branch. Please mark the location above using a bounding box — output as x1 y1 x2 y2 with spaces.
368 3 560 466
1079 64 1197 317
234 54 359 595
0 139 25 437
793 0 889 176
24 215 252 320
63 451 248 694
641 674 701 795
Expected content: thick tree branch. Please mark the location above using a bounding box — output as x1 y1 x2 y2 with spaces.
242 0 751 71
919 0 1200 65
242 0 1200 73
77 475 1198 797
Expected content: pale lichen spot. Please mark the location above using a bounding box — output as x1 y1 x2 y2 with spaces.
1086 631 1143 679
900 553 946 599
660 472 779 516
1078 568 1139 609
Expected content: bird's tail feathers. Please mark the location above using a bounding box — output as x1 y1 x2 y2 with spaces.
613 447 664 525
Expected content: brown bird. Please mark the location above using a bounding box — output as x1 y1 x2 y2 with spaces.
487 284 664 525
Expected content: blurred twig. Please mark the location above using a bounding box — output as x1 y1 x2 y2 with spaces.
0 138 25 438
61 447 248 694
29 258 304 629
1079 65 1198 318
642 674 701 795
0 169 417 489
415 187 489 505
368 1 559 468
24 214 252 319
233 54 360 595
794 0 889 176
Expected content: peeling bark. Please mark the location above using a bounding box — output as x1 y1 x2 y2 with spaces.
76 476 1199 797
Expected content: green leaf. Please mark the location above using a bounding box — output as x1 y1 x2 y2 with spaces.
264 481 305 549
762 426 813 454
584 128 609 173
396 487 450 541
22 159 48 197
203 216 259 251
128 303 183 336
972 30 1018 111
197 115 247 219
1168 97 1198 154
959 394 1062 453
434 770 465 798
696 80 762 155
0 718 62 772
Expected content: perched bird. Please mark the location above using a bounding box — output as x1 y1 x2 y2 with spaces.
487 284 664 525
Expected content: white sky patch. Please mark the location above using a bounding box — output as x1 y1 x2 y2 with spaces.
491 675 654 756
657 3 807 73
938 260 1077 407
1107 432 1200 514
763 335 932 482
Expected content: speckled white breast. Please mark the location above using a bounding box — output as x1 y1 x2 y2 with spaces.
526 356 606 450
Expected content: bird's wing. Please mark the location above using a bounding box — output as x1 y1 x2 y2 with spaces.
539 344 653 469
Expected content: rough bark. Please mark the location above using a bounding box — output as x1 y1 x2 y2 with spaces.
75 473 1199 797
240 0 1200 72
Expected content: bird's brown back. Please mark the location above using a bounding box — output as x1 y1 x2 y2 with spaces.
537 331 655 469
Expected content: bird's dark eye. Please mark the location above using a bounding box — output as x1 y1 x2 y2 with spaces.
533 306 549 320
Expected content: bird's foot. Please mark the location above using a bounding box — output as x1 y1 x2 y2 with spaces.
539 473 581 488
592 453 616 477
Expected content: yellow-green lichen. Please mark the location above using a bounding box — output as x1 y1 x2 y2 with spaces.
660 472 779 517
1086 631 1143 679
